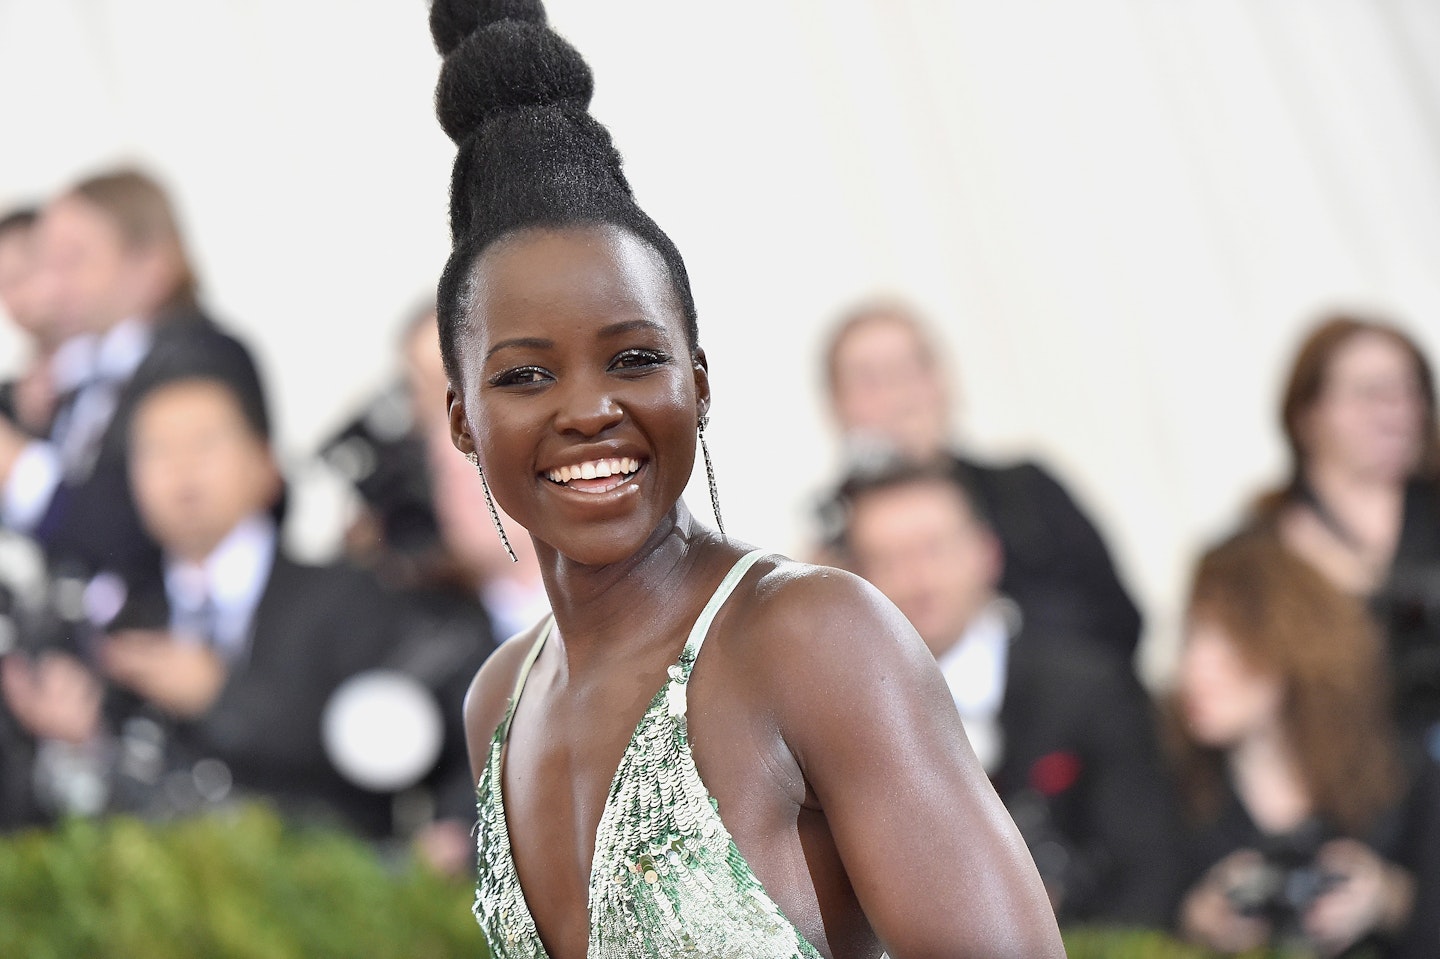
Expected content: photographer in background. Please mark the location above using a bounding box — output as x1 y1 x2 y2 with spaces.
1249 316 1440 756
0 207 65 437
834 458 1180 927
318 302 547 874
0 169 260 589
819 300 1141 659
2 338 402 835
1170 531 1439 957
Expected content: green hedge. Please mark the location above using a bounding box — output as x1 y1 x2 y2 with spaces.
0 806 486 959
1063 928 1311 959
0 808 1320 958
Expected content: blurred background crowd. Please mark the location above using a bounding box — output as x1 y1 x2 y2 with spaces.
3 1 1440 957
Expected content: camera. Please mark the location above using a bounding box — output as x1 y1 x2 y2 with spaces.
1005 785 1105 921
1223 822 1344 947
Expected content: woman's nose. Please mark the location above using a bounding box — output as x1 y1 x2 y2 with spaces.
553 378 623 437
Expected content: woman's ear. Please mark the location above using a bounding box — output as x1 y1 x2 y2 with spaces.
692 348 711 422
447 386 474 455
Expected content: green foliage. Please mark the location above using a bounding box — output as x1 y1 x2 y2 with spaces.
0 806 488 959
1064 928 1224 959
1063 926 1374 959
0 815 1369 959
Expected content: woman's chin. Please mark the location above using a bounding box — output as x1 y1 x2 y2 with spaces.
535 522 667 571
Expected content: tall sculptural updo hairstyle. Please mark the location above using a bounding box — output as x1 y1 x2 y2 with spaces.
429 0 700 385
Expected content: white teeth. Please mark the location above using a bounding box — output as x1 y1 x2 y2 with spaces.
545 457 643 485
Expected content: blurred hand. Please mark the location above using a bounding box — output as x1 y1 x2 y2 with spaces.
1305 838 1413 957
414 818 475 878
100 630 227 719
1180 848 1272 954
12 362 57 436
1 652 102 743
0 417 30 484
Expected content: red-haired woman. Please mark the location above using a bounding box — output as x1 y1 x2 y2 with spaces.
1171 532 1438 957
1253 315 1440 745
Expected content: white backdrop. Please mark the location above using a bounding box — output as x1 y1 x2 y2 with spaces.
3 0 1439 682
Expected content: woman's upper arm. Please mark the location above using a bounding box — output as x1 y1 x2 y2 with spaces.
763 569 1064 959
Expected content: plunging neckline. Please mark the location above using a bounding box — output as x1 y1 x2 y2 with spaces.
486 549 770 959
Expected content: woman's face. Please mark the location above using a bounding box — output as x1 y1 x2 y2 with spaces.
1179 618 1284 748
1303 332 1426 483
830 316 950 461
38 195 132 334
447 224 707 567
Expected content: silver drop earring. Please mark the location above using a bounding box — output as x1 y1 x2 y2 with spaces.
466 450 518 563
698 416 725 536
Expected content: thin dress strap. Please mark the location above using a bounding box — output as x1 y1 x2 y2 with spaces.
674 549 768 683
499 619 552 742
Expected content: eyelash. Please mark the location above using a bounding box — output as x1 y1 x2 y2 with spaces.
487 349 671 388
489 366 550 387
610 348 670 371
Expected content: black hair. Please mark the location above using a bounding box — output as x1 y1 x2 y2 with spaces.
128 332 272 443
822 455 993 555
0 207 38 242
428 0 699 385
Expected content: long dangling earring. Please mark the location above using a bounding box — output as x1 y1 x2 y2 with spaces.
466 450 518 563
698 416 725 536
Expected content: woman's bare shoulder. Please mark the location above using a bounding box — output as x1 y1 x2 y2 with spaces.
725 555 946 732
727 557 1066 957
463 617 550 757
736 555 932 675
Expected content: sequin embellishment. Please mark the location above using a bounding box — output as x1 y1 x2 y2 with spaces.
473 550 821 959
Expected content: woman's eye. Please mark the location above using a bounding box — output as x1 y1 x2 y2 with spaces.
610 349 669 371
490 366 551 387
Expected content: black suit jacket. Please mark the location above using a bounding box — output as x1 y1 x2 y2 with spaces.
387 580 501 824
1375 478 1440 745
991 630 1181 926
32 311 256 585
108 551 401 837
955 456 1142 658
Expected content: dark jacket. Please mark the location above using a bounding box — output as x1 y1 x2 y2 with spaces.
33 311 256 586
991 631 1181 926
1174 759 1440 959
107 551 401 837
387 579 501 824
1375 478 1440 746
955 456 1142 658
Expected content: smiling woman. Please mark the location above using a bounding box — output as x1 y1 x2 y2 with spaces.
428 3 1065 958
455 227 707 569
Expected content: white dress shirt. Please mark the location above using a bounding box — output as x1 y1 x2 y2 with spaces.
163 514 276 664
3 319 153 530
935 600 1015 775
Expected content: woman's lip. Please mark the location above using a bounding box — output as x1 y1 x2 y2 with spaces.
542 455 646 484
540 462 646 498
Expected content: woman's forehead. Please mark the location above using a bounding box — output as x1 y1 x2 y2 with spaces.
466 225 684 340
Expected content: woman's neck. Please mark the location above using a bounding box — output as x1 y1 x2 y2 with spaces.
1228 722 1311 834
534 502 719 673
1307 459 1404 507
1303 461 1405 555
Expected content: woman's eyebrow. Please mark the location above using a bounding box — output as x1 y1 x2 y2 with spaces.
484 320 665 361
598 318 666 338
485 336 553 361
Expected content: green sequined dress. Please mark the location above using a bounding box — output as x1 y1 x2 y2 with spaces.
473 549 823 959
